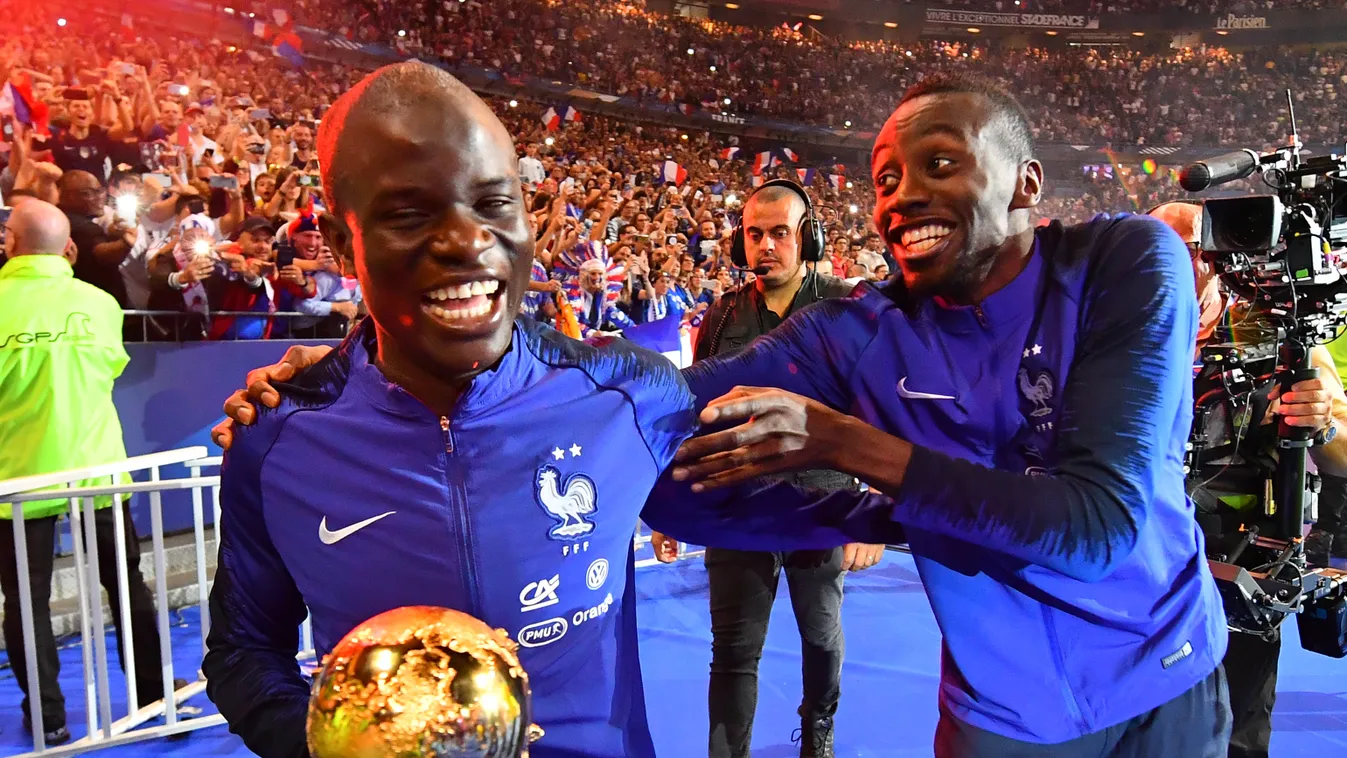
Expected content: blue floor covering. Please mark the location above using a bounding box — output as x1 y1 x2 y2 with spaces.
1 551 1343 756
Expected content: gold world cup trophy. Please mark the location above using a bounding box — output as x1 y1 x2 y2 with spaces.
307 606 544 757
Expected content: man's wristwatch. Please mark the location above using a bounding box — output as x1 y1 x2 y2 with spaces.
1315 420 1338 446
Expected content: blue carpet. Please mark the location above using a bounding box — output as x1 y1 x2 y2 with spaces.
1 552 1344 756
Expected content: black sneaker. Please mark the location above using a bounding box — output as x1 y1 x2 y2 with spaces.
21 714 71 746
791 715 835 758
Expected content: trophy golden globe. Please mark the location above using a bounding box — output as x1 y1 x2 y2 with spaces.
307 606 544 757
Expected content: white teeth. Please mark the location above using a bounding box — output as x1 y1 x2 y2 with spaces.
426 281 502 301
900 223 954 248
426 299 493 322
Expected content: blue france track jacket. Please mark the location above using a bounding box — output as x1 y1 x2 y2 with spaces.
203 317 697 758
645 214 1228 744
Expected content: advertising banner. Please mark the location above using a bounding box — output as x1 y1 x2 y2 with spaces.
924 7 1099 29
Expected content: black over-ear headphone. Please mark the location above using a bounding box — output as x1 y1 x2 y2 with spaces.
730 179 825 267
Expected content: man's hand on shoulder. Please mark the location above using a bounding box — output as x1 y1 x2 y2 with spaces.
211 344 335 450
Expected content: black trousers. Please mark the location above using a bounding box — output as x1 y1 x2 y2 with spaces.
1307 472 1347 563
1224 630 1280 758
934 665 1231 758
705 547 845 758
0 502 168 730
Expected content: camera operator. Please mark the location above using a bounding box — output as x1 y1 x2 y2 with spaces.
650 180 881 758
1150 201 1347 758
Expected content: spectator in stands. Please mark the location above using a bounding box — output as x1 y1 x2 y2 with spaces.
41 87 125 182
284 214 360 337
57 170 133 309
0 199 180 748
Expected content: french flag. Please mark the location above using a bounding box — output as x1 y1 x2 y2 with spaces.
796 168 816 185
780 147 799 163
273 31 305 67
661 160 688 186
0 75 50 137
563 105 581 124
541 107 561 130
827 173 845 190
752 151 773 175
720 147 740 161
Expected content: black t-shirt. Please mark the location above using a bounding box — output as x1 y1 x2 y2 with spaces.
66 210 129 307
47 125 115 181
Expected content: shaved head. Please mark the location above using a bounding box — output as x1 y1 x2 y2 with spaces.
317 61 498 216
1148 201 1202 245
5 199 73 259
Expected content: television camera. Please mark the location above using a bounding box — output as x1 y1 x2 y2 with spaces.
1181 92 1347 657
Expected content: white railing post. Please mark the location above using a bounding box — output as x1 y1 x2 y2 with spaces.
111 485 139 717
67 494 97 741
190 465 211 657
81 495 114 739
148 466 177 725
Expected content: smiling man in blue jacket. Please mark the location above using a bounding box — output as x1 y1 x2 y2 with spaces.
201 63 712 758
650 74 1232 757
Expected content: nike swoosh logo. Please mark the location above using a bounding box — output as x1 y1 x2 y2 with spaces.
319 511 396 545
897 377 956 401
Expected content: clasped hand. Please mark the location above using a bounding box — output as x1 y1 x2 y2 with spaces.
671 387 849 492
1269 377 1335 433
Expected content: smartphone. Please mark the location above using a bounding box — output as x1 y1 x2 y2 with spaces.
170 84 190 97
1 116 12 140
120 63 136 76
666 235 678 246
275 242 297 268
298 174 316 188
249 108 272 121
203 147 215 158
114 194 138 223
142 173 171 188
208 175 238 191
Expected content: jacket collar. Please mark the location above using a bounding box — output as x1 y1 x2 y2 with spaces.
0 255 74 280
915 238 1045 336
344 317 533 421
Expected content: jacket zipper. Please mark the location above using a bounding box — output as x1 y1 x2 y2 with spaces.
441 415 482 613
1041 605 1089 733
973 305 988 328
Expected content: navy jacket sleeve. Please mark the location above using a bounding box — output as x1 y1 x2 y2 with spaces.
890 216 1197 581
643 298 903 549
203 418 312 758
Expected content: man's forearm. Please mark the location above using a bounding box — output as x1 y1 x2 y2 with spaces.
828 414 914 494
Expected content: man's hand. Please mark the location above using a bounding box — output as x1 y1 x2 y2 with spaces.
649 531 680 563
211 345 335 450
278 264 307 287
331 301 359 320
179 256 215 285
841 543 885 572
671 387 850 492
1269 378 1335 431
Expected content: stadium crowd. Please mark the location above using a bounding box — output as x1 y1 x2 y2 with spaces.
0 0 1338 343
240 0 1347 147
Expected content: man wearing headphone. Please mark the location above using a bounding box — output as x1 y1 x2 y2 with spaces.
649 180 884 758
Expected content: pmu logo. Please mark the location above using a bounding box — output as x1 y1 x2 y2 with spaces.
518 617 568 648
0 312 96 350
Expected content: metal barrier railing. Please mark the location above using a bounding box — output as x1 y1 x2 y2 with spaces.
0 448 315 757
120 309 355 343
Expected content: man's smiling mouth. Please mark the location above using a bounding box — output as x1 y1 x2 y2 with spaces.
422 279 505 327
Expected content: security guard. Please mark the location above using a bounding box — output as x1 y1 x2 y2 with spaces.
0 199 174 746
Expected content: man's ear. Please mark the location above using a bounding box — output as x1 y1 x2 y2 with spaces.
317 211 355 276
1012 159 1044 211
63 239 78 266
